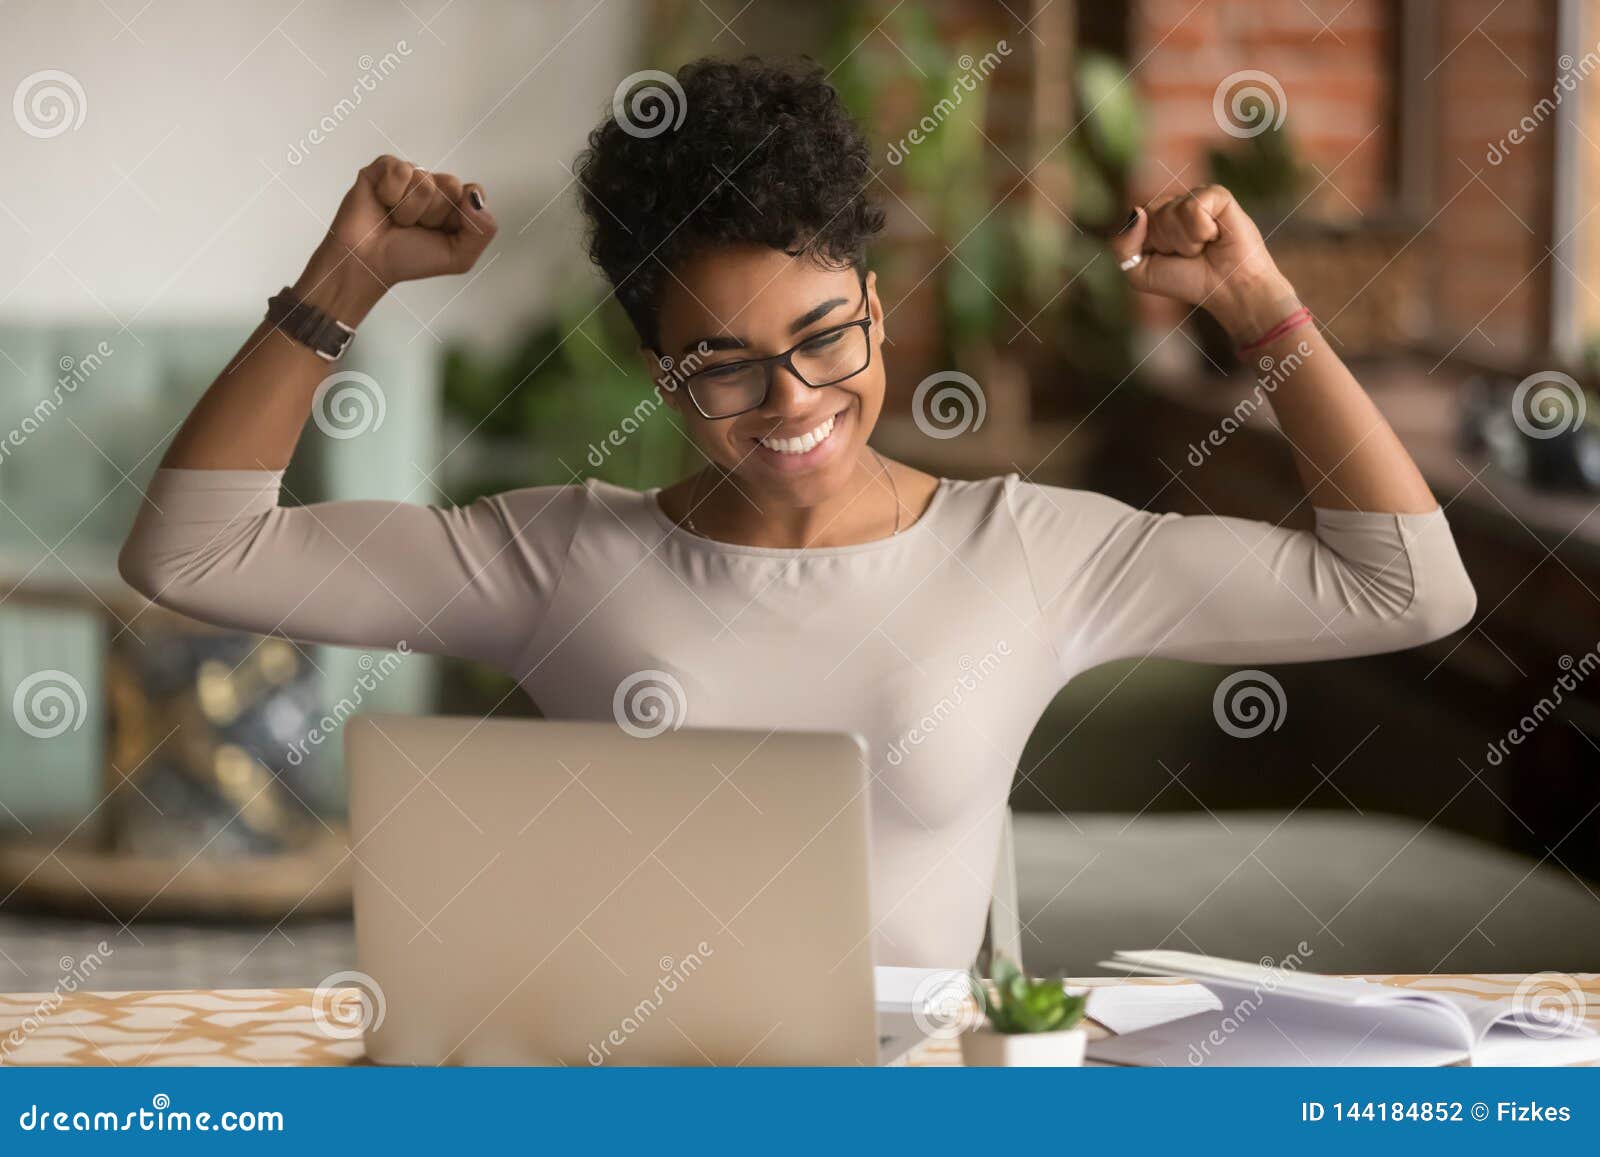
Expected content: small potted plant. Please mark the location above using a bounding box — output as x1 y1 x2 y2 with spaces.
960 955 1089 1067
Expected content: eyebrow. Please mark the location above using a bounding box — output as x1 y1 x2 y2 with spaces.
787 296 849 335
680 296 852 357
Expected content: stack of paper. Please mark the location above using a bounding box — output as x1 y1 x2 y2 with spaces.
1086 951 1600 1067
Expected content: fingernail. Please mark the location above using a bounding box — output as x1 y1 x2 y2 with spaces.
1116 208 1138 234
469 190 485 211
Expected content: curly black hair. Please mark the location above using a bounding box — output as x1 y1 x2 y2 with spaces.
576 57 885 349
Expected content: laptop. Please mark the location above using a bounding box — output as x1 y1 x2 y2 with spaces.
345 715 928 1065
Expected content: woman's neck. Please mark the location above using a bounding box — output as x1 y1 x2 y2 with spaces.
668 453 937 549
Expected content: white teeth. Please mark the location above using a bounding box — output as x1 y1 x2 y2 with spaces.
760 414 835 454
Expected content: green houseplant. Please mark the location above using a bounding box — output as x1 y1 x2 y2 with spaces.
829 9 1145 421
962 955 1089 1067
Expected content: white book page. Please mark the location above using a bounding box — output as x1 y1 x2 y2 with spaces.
1106 951 1431 1009
1095 954 1598 1066
1448 990 1599 1062
1086 983 1221 1035
1088 999 1467 1067
1454 991 1598 1043
1471 1029 1600 1066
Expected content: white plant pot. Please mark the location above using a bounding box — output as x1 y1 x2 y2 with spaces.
960 1026 1088 1068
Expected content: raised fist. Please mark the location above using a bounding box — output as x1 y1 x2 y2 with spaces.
296 155 498 320
1111 184 1297 343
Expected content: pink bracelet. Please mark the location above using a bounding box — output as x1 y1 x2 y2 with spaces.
1236 306 1312 355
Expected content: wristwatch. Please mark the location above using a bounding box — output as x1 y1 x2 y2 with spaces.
265 286 357 361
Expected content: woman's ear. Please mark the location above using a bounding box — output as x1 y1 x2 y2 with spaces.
865 269 886 344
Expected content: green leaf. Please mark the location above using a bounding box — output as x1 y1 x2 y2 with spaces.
976 956 1089 1034
1076 50 1143 168
991 955 1021 990
1059 992 1088 1031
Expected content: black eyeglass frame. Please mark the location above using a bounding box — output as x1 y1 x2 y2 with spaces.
672 314 875 420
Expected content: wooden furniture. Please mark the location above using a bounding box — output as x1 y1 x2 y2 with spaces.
2 974 1593 1066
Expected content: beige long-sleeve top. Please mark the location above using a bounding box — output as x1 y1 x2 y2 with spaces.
119 469 1476 967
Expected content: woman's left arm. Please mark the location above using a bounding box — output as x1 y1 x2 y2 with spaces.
1008 186 1475 671
1111 185 1436 514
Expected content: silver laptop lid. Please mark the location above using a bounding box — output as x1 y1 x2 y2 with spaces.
346 715 879 1065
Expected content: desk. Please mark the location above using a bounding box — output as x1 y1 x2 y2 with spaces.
2 973 1595 1066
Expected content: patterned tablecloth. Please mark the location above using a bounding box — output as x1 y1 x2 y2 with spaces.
1 974 1595 1066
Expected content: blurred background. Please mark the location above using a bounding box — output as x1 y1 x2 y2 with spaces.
1 0 1598 992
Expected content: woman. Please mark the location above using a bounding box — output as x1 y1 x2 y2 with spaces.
119 58 1475 968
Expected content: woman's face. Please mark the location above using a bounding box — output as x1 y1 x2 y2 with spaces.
651 244 886 510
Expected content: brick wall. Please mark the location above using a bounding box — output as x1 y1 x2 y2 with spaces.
1124 0 1403 356
1428 0 1557 362
862 0 1570 388
1580 1 1600 346
1131 0 1395 213
1126 0 1564 363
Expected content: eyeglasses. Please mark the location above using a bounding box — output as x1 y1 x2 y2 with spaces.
673 315 874 420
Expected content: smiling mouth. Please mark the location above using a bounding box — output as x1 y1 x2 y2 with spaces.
757 412 839 455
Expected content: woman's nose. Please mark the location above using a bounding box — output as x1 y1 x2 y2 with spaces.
758 363 813 415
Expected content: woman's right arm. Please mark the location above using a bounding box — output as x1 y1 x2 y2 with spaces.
119 158 582 671
160 154 496 471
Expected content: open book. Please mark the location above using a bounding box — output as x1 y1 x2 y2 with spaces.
1086 950 1600 1067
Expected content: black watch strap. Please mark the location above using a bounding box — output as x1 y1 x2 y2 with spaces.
266 286 356 361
